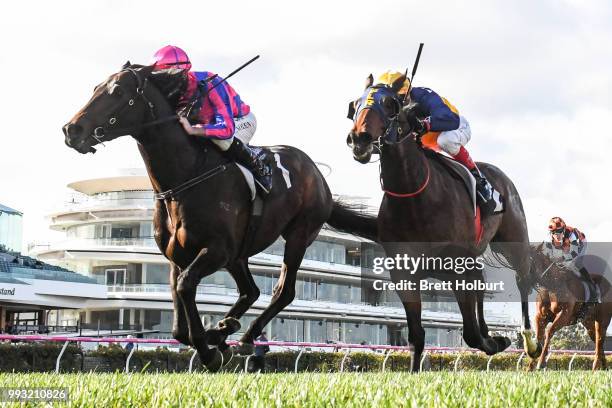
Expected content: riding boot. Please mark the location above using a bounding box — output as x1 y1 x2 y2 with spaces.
452 146 496 214
226 138 273 194
579 267 601 304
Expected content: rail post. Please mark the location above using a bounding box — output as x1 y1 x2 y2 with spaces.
453 352 462 372
340 349 351 373
293 349 305 373
516 351 525 371
486 354 495 372
568 352 578 372
382 350 392 372
55 341 70 374
244 354 254 373
419 350 429 372
537 350 553 371
125 346 136 373
189 349 198 373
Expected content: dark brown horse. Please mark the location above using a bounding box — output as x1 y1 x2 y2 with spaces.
344 74 541 371
531 243 611 370
63 64 377 371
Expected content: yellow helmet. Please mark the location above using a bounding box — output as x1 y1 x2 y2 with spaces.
377 70 410 94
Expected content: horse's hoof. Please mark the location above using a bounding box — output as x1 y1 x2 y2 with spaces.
234 341 255 356
201 349 223 373
492 336 511 352
205 329 226 346
217 317 241 335
528 342 543 359
220 345 234 366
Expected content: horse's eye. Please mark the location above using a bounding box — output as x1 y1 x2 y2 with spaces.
108 84 123 96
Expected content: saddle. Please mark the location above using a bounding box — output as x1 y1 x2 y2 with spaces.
424 148 505 217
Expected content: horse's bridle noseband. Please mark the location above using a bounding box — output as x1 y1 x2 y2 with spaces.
90 67 176 144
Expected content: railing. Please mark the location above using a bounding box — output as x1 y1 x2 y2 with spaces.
4 325 79 335
1 334 608 374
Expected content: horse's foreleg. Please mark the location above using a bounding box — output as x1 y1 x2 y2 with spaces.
537 310 570 370
528 308 548 371
169 263 190 346
176 247 227 371
207 260 259 347
454 288 502 355
238 236 306 353
593 313 610 370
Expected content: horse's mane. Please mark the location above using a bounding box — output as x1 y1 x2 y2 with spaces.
531 243 578 292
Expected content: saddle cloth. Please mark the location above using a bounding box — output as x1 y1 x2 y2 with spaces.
234 151 292 201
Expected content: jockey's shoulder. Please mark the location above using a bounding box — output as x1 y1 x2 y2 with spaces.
566 226 586 240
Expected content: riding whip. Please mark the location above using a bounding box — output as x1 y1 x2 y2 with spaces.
402 43 424 105
203 55 260 91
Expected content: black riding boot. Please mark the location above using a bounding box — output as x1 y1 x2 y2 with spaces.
226 138 273 194
579 267 601 304
469 167 496 214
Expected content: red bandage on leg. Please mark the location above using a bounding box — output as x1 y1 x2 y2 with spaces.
452 146 476 170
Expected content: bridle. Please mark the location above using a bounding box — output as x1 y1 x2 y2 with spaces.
86 66 228 201
90 67 178 144
352 86 430 198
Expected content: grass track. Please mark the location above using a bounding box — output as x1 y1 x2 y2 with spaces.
0 371 610 407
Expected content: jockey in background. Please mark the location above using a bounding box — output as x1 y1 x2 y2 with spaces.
377 71 495 213
546 216 601 304
151 45 272 194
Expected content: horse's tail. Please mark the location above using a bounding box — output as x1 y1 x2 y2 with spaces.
326 200 378 242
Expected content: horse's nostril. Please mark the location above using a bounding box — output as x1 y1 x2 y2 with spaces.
64 123 83 138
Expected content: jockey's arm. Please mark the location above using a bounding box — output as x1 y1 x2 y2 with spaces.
198 81 235 139
410 87 460 132
567 229 586 259
179 75 235 140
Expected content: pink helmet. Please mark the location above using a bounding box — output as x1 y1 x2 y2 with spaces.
151 45 192 70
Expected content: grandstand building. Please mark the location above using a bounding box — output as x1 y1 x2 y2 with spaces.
30 168 519 346
0 246 106 334
0 203 23 253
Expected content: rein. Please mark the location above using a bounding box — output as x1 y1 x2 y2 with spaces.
154 164 228 200
90 66 229 201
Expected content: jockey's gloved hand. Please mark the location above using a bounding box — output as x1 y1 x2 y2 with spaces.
414 117 431 136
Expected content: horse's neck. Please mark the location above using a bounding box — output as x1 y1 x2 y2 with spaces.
381 139 430 196
136 118 224 194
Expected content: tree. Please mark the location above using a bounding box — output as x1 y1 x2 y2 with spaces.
550 324 593 350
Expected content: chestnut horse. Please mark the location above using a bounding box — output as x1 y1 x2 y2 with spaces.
63 64 377 371
344 74 541 371
531 243 611 370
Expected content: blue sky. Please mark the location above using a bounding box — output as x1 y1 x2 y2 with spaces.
0 0 611 246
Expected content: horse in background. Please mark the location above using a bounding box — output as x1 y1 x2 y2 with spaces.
531 242 611 370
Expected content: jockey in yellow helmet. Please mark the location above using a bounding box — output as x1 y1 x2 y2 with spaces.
377 71 495 213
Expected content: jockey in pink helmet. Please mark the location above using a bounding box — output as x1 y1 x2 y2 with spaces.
151 45 272 193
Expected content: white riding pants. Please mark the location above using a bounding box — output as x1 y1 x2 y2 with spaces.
437 115 471 156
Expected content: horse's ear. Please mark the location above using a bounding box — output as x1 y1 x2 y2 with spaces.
390 74 407 94
365 74 374 89
122 60 131 70
536 241 544 252
347 100 356 120
382 96 400 118
137 64 156 78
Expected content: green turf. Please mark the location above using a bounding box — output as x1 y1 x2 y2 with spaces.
0 371 610 407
